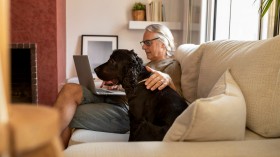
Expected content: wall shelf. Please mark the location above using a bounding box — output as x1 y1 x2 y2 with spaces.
128 21 182 30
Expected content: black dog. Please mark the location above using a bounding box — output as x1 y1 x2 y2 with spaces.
94 49 188 141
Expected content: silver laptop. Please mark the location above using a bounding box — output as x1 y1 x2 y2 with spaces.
73 55 126 96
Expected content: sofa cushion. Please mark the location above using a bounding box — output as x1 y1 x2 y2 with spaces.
65 139 280 157
196 35 280 137
68 129 129 146
163 69 246 141
174 44 202 103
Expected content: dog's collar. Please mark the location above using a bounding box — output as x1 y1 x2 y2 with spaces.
138 79 147 84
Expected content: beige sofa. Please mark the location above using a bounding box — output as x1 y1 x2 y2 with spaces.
64 35 280 157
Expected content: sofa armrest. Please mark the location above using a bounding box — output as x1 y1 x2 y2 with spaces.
64 139 280 157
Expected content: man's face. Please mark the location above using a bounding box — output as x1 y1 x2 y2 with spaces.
141 31 167 61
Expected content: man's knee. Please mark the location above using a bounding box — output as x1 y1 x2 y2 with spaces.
60 83 83 103
62 83 81 92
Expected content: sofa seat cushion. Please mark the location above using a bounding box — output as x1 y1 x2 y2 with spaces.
64 139 280 157
68 129 129 146
244 129 266 140
163 69 246 141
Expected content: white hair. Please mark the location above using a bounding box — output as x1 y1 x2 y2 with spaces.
145 24 176 56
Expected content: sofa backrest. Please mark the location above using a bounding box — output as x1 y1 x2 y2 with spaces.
175 35 280 138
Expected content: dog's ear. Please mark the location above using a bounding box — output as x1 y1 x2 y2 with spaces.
121 50 144 96
130 49 143 66
135 55 143 66
122 65 138 95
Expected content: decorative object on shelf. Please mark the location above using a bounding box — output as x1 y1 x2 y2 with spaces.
146 0 165 22
132 2 146 21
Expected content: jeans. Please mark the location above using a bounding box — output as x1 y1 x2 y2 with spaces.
69 87 130 133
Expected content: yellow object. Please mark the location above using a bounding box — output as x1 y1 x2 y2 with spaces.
0 0 63 156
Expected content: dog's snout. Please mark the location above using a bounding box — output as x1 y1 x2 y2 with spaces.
94 66 100 73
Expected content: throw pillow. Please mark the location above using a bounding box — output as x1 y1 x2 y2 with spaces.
163 69 246 141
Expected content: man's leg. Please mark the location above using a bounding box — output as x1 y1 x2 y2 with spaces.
69 102 129 133
54 84 129 148
60 126 72 149
53 83 83 148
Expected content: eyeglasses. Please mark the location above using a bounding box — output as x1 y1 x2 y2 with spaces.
140 37 160 46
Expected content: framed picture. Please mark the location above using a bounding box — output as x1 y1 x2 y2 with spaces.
81 35 118 72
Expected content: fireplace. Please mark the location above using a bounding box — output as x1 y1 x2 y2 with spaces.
10 43 38 104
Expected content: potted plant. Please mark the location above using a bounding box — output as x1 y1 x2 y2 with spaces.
132 2 146 21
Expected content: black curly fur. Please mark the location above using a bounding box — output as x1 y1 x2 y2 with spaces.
121 50 146 97
94 49 188 141
94 49 151 97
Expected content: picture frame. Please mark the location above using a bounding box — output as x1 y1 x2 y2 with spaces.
81 35 118 72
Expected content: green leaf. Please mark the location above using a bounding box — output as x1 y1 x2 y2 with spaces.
132 2 146 11
261 0 273 17
258 0 280 18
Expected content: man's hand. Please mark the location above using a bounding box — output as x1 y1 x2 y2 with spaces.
145 66 176 91
100 81 122 90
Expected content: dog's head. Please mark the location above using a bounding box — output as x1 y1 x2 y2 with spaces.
94 49 143 91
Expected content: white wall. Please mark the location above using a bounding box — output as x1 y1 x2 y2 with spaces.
66 0 183 78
